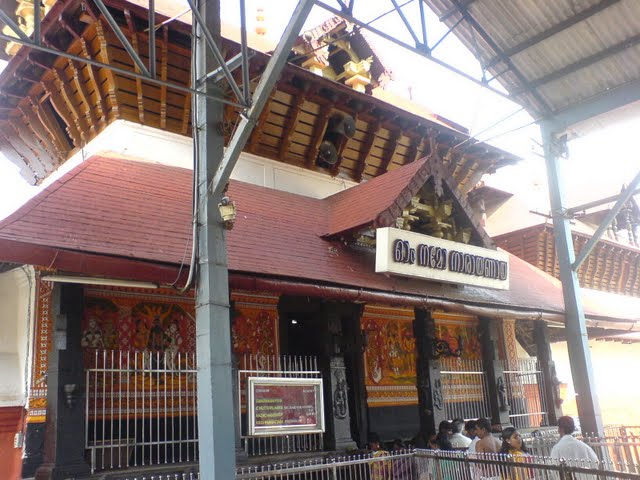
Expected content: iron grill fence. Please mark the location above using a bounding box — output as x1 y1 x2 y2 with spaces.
501 357 549 429
525 431 640 473
114 449 640 480
85 349 198 473
440 358 492 421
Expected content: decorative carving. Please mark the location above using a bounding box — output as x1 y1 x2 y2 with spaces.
333 369 348 420
431 335 463 359
497 376 510 412
433 378 443 411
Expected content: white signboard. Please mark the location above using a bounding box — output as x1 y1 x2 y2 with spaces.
375 227 509 290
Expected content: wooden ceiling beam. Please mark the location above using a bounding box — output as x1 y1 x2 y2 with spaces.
32 96 71 154
59 15 107 129
354 120 380 182
42 80 82 148
67 59 99 137
19 104 62 160
305 102 333 168
52 67 89 144
377 129 401 175
94 20 120 118
247 97 273 154
7 119 48 179
0 130 37 184
278 90 307 161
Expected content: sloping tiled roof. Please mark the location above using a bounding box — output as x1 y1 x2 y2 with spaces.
324 153 494 248
0 155 637 325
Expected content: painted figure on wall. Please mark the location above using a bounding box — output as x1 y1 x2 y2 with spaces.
81 295 195 355
363 315 416 386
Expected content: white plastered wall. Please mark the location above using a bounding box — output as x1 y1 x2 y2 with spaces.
0 266 35 407
49 120 357 200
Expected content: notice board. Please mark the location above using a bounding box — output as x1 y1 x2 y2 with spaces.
247 377 324 436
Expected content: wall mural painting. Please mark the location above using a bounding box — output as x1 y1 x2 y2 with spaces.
231 292 280 413
361 305 417 408
433 312 482 361
80 288 197 420
433 312 485 405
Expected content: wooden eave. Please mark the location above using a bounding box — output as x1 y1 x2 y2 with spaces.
495 223 640 298
0 0 519 187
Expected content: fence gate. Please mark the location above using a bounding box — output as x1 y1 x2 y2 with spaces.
502 357 548 429
85 349 198 473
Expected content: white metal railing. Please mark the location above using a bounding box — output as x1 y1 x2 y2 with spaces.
440 357 492 421
502 357 549 429
238 354 323 456
85 349 198 473
114 449 640 480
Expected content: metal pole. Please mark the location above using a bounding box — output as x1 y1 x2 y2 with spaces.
193 0 235 478
573 170 640 270
210 0 315 198
541 122 604 436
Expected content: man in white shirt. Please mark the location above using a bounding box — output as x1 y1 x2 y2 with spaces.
450 418 472 449
465 420 480 453
550 416 599 467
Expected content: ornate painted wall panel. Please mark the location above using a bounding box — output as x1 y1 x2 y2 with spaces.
432 311 481 360
361 305 417 407
26 274 52 423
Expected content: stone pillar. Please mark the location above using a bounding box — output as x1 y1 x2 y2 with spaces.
414 309 447 436
35 284 89 480
533 322 563 425
323 312 357 451
479 317 511 427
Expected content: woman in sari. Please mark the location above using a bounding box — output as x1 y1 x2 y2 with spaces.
499 427 531 480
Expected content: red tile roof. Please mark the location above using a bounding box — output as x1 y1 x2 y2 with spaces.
0 155 637 324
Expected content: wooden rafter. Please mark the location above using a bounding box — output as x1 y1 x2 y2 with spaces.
355 120 380 181
405 134 423 164
59 15 108 128
0 130 37 184
160 25 169 130
124 9 145 123
79 37 108 126
42 80 82 148
377 128 401 175
32 97 71 154
278 93 306 160
247 97 273 153
305 102 333 168
68 59 99 136
7 119 47 178
94 19 120 117
52 67 89 143
19 104 61 159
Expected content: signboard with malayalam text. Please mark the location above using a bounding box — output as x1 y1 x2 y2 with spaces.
375 227 510 290
247 377 325 436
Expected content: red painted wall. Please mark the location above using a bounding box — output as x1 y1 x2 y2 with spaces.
0 407 24 480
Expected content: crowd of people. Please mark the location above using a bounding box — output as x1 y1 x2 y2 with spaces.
365 416 599 480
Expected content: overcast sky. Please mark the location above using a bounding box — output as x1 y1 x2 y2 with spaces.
0 0 638 220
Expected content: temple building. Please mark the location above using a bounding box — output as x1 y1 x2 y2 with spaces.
0 1 639 479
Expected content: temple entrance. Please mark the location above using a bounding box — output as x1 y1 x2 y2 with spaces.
278 298 360 451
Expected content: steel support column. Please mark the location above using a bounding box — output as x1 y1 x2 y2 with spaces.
193 0 235 478
541 122 604 436
209 0 315 198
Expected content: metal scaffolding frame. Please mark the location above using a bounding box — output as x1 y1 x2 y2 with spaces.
2 0 640 466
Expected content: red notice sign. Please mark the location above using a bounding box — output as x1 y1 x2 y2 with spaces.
247 377 324 436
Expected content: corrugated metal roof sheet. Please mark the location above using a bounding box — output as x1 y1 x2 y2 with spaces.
424 0 640 124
